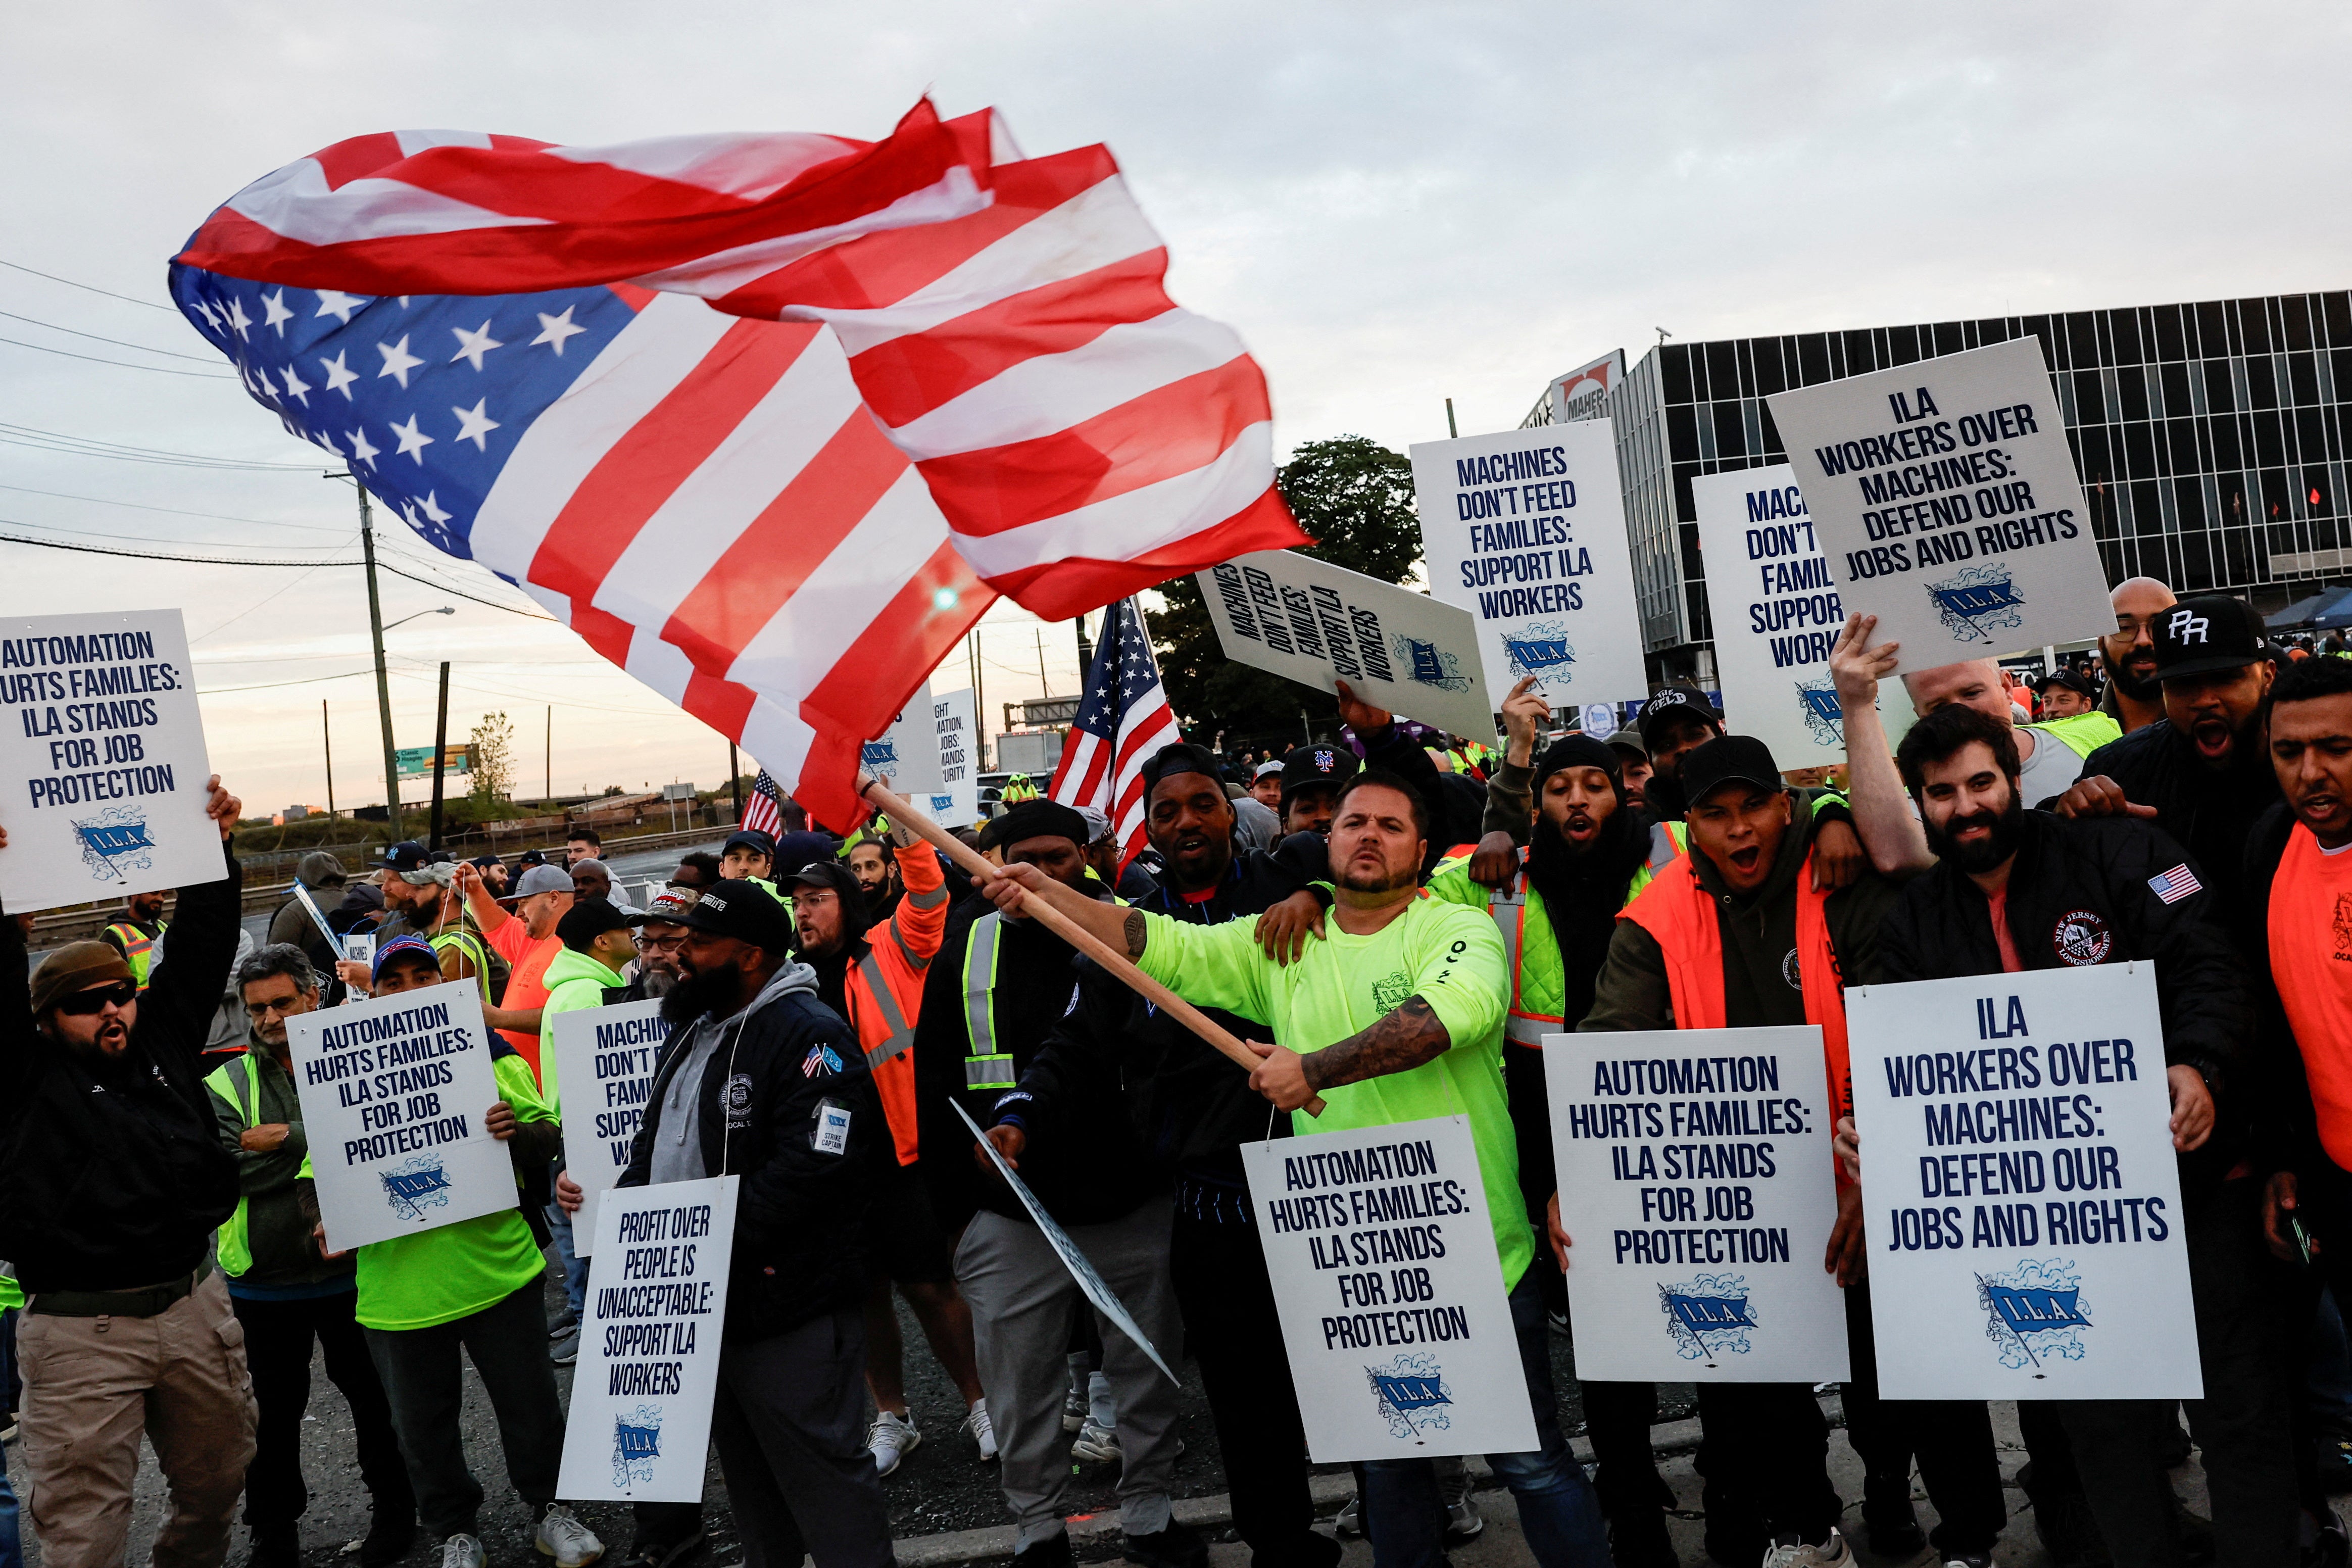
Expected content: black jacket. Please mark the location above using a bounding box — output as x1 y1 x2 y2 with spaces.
914 882 1108 1232
2079 718 2282 942
1880 810 2249 1186
1001 845 1317 1214
615 963 886 1341
0 844 245 1292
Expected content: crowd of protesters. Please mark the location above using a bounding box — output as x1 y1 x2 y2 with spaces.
13 575 2352 1568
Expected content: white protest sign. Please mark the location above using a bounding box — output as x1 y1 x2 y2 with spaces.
863 679 944 797
1846 963 2199 1399
953 1101 1178 1385
286 986 521 1253
1691 467 1883 764
1196 551 1494 740
552 998 671 1257
1544 1026 1849 1383
1765 336 2111 669
0 610 221 913
925 687 982 826
1408 422 1648 713
557 1174 738 1502
1241 1116 1535 1462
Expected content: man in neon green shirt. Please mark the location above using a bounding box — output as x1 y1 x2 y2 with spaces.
341 937 604 1568
984 771 1609 1568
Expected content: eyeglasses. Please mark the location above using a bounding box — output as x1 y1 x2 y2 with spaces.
637 934 685 954
56 981 137 1015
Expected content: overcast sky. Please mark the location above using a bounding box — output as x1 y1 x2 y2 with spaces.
4 1 2346 814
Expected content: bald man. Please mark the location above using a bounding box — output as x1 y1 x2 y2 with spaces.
1901 656 2121 812
2100 576 2178 734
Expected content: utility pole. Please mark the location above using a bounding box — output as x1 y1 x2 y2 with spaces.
1034 627 1049 697
1074 613 1094 676
729 741 742 823
1445 397 1458 438
341 472 404 840
427 661 451 849
971 629 986 771
544 705 552 806
322 700 336 817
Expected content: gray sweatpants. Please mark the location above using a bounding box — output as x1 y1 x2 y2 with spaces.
955 1195 1183 1549
710 1306 893 1568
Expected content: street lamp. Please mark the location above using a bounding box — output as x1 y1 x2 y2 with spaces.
385 606 456 632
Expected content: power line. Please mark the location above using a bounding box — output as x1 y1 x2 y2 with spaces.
0 514 356 554
0 421 319 471
0 308 219 362
201 668 377 695
0 482 355 533
0 258 179 312
0 334 234 379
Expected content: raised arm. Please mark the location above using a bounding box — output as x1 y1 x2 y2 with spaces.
454 860 511 936
1830 615 1933 876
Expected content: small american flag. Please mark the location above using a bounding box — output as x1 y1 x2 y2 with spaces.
739 770 787 839
1048 598 1175 867
2148 864 2203 905
172 102 1305 831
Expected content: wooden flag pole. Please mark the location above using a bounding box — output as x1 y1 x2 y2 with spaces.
859 777 1324 1116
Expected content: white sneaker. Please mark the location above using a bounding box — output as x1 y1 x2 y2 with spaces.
965 1399 999 1461
442 1535 487 1568
1071 1416 1121 1464
867 1409 921 1477
535 1505 604 1568
1435 1457 1485 1542
1760 1528 1852 1568
1333 1497 1361 1538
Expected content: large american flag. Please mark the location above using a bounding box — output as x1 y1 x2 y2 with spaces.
1048 598 1175 866
171 101 1305 830
739 769 787 838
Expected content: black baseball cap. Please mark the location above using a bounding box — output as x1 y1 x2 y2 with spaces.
1680 735 1784 808
986 799 1090 852
2036 668 2097 701
516 849 548 869
771 830 838 878
556 898 645 949
677 880 795 952
1140 742 1223 793
1638 686 1725 747
2152 595 2274 682
377 840 432 872
1278 743 1358 804
722 827 778 860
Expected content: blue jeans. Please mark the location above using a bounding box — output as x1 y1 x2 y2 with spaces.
545 1161 588 1321
0 1455 18 1568
1359 1272 1610 1568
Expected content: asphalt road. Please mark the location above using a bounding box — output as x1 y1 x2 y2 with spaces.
5 1254 1684 1568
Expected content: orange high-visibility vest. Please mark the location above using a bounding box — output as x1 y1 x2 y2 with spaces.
1618 852 1853 1183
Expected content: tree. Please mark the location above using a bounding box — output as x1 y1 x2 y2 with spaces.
468 711 515 807
1146 435 1423 749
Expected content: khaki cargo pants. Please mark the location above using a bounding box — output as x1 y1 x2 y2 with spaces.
18 1270 259 1568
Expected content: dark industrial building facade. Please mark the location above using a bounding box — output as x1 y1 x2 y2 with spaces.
1528 290 2352 680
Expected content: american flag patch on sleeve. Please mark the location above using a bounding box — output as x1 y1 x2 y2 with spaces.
2148 864 2203 904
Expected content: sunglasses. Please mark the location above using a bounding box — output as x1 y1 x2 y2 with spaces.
56 980 137 1015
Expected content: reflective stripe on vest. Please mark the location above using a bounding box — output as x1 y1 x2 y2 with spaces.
857 951 918 1071
960 913 1016 1091
205 1054 262 1277
432 928 494 1004
1619 850 1852 1184
106 921 161 990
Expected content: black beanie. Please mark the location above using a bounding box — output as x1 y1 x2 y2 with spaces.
1534 734 1623 791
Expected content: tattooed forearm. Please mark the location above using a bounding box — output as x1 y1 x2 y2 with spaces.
1123 908 1147 958
1304 997 1451 1091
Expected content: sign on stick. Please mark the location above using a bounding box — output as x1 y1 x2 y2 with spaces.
1241 1116 1536 1462
1846 963 2199 1399
1408 422 1648 713
863 679 944 797
1765 336 2111 668
1691 466 1893 763
1545 1025 1849 1382
0 610 221 913
557 1175 738 1502
552 998 672 1256
925 687 982 826
286 986 523 1253
1196 551 1495 740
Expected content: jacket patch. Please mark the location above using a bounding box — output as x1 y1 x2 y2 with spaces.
802 1044 843 1079
1780 948 1802 991
2336 894 2352 962
723 1072 755 1128
2052 909 2113 966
